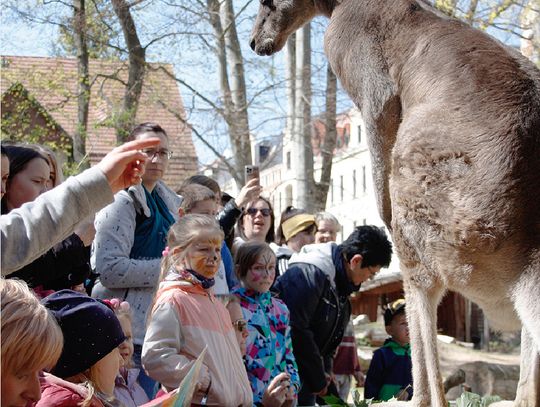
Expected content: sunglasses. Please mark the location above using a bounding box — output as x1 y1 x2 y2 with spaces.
232 319 248 333
246 207 271 217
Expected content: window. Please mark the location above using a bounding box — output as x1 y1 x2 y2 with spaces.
330 179 334 204
340 175 344 201
353 170 357 198
358 125 362 144
362 165 366 193
286 151 291 170
363 218 367 225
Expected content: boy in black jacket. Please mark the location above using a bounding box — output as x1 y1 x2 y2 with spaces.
274 225 392 406
365 298 413 401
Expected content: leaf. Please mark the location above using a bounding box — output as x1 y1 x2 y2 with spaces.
321 393 349 406
481 395 502 407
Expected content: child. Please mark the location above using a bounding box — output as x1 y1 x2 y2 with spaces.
364 298 413 401
232 241 300 406
179 182 239 293
104 298 150 407
38 290 126 406
273 207 316 278
142 214 253 405
1 278 63 406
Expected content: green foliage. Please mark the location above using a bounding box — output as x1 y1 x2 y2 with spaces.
1 83 73 165
349 389 502 407
456 392 502 407
321 394 349 406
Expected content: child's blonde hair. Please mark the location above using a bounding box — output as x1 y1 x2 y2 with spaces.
0 278 63 375
159 214 224 285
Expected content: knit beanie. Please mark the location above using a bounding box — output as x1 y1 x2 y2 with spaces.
42 290 125 378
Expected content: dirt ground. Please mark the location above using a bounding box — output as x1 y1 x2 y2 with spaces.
436 340 519 378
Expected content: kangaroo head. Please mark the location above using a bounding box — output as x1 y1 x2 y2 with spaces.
250 0 319 56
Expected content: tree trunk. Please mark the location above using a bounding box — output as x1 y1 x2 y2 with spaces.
293 23 313 210
73 0 89 168
312 63 337 212
221 0 252 187
285 34 296 140
111 0 145 142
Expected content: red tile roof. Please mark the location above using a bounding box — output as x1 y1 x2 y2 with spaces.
1 55 197 189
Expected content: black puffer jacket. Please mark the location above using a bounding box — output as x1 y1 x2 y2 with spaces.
273 243 360 394
8 233 91 290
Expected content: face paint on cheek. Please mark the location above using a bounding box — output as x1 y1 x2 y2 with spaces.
192 255 209 273
249 270 264 282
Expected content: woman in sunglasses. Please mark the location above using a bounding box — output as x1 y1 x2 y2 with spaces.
233 197 276 254
231 242 300 406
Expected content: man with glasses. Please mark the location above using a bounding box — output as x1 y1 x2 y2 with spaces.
273 225 393 405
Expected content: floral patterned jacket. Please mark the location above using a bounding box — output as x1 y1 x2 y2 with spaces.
232 287 300 405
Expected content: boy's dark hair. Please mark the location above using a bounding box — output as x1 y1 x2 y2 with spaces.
179 184 216 212
384 298 406 326
127 122 169 141
340 225 392 267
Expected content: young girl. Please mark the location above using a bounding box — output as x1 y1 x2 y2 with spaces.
38 290 126 407
103 299 149 407
142 214 252 405
232 242 300 406
1 279 63 406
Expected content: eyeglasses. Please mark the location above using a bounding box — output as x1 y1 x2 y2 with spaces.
246 207 271 217
141 148 173 160
232 319 247 333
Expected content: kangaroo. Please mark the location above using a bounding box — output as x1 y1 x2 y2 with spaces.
250 1 540 406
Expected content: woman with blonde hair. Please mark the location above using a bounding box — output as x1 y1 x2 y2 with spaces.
1 278 63 406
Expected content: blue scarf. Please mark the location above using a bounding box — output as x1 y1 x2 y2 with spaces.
130 186 174 260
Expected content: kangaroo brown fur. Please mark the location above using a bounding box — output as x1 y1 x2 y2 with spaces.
250 1 540 406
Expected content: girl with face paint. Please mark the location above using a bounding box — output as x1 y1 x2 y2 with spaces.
142 214 253 406
232 242 300 406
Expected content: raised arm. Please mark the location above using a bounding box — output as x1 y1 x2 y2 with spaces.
1 138 158 276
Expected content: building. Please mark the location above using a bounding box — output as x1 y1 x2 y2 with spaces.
1 55 197 189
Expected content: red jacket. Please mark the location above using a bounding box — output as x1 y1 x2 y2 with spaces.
35 373 104 407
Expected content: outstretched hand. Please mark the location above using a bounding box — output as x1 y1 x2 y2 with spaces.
96 138 160 193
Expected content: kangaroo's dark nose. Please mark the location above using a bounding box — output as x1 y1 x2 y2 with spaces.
250 38 256 51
